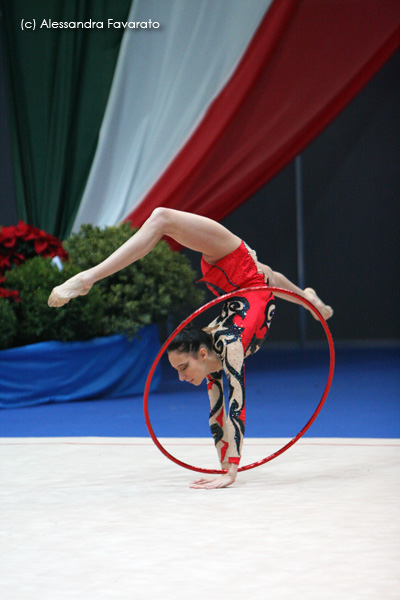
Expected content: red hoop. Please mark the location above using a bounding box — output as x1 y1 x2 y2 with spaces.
143 286 335 474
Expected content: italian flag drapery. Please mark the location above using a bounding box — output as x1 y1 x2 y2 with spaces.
73 0 400 233
3 1 399 236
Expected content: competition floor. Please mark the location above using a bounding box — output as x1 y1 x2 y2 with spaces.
1 347 399 599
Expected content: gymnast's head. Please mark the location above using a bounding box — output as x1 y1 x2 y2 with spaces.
167 325 220 386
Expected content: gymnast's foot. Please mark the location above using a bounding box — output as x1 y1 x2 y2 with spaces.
48 273 92 307
303 288 333 321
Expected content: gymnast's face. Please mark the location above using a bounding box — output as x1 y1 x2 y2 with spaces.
168 347 210 386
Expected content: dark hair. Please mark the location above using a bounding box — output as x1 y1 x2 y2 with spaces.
167 324 213 356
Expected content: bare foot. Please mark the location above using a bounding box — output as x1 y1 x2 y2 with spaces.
48 273 92 307
303 288 333 321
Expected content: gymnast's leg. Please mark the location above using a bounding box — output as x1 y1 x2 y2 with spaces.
48 208 240 306
48 207 333 320
257 262 333 320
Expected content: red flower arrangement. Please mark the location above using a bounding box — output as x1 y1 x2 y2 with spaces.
0 221 68 302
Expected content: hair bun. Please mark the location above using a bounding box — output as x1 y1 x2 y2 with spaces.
167 324 213 355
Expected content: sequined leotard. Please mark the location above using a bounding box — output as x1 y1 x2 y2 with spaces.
198 241 276 468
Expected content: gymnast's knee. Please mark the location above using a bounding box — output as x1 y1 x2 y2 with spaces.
148 207 174 233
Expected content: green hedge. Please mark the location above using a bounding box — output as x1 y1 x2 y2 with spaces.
4 257 105 347
64 223 204 338
0 298 18 349
1 222 204 348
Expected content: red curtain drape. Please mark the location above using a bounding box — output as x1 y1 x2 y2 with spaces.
125 0 400 228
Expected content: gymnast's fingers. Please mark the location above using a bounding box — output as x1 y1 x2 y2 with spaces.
190 478 216 488
190 478 211 485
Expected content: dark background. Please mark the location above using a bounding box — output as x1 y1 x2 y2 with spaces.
1 33 399 344
216 48 399 344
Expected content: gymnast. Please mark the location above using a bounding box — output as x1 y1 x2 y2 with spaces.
48 208 333 489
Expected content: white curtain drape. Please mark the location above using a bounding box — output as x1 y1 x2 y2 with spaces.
72 0 273 231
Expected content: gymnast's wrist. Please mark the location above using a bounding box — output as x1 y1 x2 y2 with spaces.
227 463 238 477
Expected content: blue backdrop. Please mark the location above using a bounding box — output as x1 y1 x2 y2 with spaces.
0 325 160 407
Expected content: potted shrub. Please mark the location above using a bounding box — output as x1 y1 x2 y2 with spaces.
0 222 203 407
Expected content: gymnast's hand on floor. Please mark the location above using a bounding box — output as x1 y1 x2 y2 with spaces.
190 463 238 489
48 272 93 307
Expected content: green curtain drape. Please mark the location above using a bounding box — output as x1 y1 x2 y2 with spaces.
0 0 132 239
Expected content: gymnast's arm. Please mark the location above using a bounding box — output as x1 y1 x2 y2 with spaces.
206 371 230 470
190 340 245 489
190 370 238 489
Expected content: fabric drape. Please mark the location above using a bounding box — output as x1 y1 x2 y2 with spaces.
125 0 400 229
0 327 160 407
0 0 131 238
72 0 273 231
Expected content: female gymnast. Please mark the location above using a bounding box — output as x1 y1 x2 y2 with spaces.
48 208 333 489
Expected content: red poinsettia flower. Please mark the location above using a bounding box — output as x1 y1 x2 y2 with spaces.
0 276 19 302
0 220 68 282
0 221 68 308
34 235 51 255
0 226 18 248
17 224 67 260
45 244 69 261
24 225 41 242
0 254 11 271
0 220 35 247
0 286 20 303
11 252 26 264
14 220 34 239
36 234 67 259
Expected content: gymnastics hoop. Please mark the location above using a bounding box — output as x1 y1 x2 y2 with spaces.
143 286 335 474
